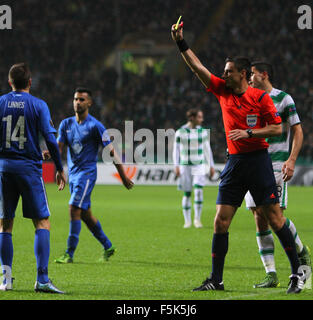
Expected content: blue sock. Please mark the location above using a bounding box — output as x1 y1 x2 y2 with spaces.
211 233 229 283
0 232 13 284
66 220 81 258
275 223 300 275
91 221 112 250
34 229 50 284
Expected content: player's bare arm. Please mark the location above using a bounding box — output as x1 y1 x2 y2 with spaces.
175 166 180 177
42 149 50 160
171 21 211 88
42 141 65 160
282 123 303 182
107 143 134 190
58 141 65 155
209 167 215 179
228 123 282 141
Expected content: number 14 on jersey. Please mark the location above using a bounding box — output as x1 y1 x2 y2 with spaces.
2 115 27 149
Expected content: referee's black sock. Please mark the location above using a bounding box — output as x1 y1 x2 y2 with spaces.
275 223 300 275
211 233 229 283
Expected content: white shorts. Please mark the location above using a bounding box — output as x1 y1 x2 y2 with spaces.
177 165 206 192
245 169 287 209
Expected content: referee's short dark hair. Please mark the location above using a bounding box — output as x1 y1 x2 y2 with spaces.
251 61 274 83
225 56 251 81
186 108 202 121
75 87 92 98
9 63 31 90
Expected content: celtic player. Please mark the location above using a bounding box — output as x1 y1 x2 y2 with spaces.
244 62 311 288
173 109 215 228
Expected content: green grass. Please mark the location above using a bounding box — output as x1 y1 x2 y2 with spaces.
1 185 313 300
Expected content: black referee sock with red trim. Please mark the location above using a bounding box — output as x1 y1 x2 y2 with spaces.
275 223 300 275
211 233 229 283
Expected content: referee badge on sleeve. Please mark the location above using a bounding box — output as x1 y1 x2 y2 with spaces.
246 114 257 127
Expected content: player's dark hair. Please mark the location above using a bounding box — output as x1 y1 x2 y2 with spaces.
251 61 274 83
186 108 202 121
8 63 31 90
225 56 251 80
75 87 92 98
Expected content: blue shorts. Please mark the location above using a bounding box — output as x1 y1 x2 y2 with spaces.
69 171 96 211
0 172 50 220
216 149 279 207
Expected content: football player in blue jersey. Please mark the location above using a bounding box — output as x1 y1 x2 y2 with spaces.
0 63 66 293
48 87 134 264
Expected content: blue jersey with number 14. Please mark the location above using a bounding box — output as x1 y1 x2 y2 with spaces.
0 91 56 174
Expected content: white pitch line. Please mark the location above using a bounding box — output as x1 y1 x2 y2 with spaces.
217 289 286 300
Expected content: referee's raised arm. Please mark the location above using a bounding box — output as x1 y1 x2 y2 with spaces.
171 21 212 88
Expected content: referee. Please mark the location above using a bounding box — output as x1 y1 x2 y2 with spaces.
171 21 305 294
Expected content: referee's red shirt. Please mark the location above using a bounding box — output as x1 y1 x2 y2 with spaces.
207 74 281 154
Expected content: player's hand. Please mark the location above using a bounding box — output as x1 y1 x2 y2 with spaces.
56 170 66 191
175 166 180 177
122 177 134 190
282 159 295 182
228 129 249 141
42 150 51 160
171 21 184 42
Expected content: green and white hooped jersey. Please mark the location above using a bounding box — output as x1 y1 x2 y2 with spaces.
173 124 214 166
267 88 300 171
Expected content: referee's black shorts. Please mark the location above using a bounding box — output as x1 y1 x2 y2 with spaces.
216 148 279 207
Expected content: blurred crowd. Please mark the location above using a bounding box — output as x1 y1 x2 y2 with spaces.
0 0 311 163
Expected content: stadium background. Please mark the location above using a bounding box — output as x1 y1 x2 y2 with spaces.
0 0 312 180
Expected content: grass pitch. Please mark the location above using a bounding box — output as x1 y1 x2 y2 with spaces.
1 185 312 300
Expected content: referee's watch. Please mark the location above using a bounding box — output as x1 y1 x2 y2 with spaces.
246 129 253 138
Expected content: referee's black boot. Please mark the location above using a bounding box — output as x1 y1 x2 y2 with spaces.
193 277 224 291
